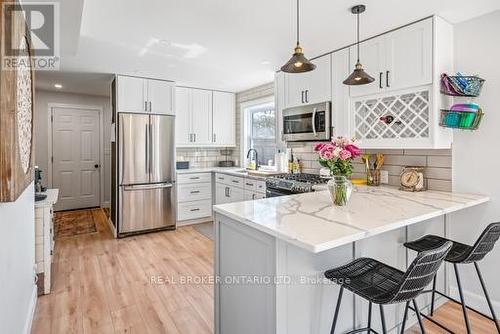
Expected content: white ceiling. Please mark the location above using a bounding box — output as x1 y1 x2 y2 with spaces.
35 71 114 96
37 0 500 94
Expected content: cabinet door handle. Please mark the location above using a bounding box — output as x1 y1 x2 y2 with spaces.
305 90 309 103
144 101 148 111
193 133 196 142
190 190 200 194
232 180 239 184
225 187 229 197
301 91 304 104
189 176 200 180
246 183 254 187
213 133 216 142
386 71 390 88
149 101 152 112
190 208 200 212
379 72 383 89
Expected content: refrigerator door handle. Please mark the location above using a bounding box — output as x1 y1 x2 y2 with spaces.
123 183 173 191
149 122 153 175
145 124 149 174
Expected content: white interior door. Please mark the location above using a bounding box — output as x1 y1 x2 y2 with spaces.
52 107 101 211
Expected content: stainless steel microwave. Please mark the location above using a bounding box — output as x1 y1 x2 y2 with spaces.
282 101 331 142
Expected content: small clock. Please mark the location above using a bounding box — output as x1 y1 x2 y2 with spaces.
400 167 425 192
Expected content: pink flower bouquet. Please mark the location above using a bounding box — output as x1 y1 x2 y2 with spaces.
313 137 361 177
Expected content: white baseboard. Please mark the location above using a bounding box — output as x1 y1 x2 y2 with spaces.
23 285 37 334
450 285 500 318
177 217 213 227
101 201 111 208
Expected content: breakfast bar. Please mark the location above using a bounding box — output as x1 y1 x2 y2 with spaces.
212 186 489 334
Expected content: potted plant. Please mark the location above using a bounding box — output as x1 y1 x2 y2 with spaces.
313 137 361 206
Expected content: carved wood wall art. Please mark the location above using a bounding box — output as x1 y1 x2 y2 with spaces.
0 0 35 202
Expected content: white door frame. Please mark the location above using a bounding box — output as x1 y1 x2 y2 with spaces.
47 103 105 208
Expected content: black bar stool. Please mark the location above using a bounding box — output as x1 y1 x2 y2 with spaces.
325 242 452 334
404 222 500 334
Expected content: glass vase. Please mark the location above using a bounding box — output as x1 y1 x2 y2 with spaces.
328 175 353 206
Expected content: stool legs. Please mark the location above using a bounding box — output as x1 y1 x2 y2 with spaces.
367 302 372 333
430 276 437 316
474 262 500 333
400 301 410 334
330 286 344 334
413 299 426 333
380 305 387 334
454 263 472 334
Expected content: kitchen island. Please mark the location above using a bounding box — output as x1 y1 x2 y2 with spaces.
212 186 489 334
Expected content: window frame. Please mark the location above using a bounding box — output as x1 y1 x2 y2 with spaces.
240 96 276 167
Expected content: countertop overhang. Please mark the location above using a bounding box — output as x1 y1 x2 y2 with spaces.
213 186 490 253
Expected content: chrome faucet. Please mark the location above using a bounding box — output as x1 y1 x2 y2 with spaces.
246 149 259 170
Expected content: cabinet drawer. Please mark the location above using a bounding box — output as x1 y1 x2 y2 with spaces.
177 200 212 221
178 183 212 202
228 176 244 188
177 173 212 184
244 179 266 193
215 173 229 184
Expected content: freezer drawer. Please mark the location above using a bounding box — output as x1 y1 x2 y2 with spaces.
119 183 176 234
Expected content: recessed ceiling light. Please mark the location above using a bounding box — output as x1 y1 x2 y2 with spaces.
54 84 62 89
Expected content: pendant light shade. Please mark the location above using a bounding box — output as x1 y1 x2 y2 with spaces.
343 5 374 85
281 0 316 73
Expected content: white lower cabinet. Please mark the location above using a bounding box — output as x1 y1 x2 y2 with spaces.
215 173 266 206
177 172 213 223
35 190 58 295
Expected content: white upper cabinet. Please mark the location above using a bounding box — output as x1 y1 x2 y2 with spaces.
331 48 351 138
212 91 236 146
348 38 386 97
191 89 213 145
349 18 433 97
117 76 147 113
175 87 192 146
116 75 175 114
147 79 175 115
385 19 433 91
284 55 331 108
176 87 235 147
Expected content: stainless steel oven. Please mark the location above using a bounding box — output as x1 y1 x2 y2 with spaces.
282 101 331 142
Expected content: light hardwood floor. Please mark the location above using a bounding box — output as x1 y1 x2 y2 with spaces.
31 209 498 333
32 209 214 333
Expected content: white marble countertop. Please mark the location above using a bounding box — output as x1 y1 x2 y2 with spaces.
213 186 489 253
34 189 59 208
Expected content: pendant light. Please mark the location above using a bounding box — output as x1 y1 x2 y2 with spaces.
343 5 374 85
281 0 316 73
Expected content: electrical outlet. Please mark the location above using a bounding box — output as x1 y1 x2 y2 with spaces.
380 170 389 184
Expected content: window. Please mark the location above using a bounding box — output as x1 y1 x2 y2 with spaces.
242 98 277 167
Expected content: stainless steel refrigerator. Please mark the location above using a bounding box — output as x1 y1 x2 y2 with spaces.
117 113 176 236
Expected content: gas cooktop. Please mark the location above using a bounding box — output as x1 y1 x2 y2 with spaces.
266 173 329 195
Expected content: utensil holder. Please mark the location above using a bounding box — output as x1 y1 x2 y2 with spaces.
367 169 381 186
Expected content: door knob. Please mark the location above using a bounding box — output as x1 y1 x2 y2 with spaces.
94 164 100 169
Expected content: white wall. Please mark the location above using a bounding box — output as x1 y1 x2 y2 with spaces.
34 90 112 205
0 185 36 334
451 10 500 316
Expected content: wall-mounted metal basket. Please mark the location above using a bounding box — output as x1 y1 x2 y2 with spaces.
439 109 484 130
440 74 485 97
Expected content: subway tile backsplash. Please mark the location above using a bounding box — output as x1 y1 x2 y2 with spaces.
288 142 452 192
